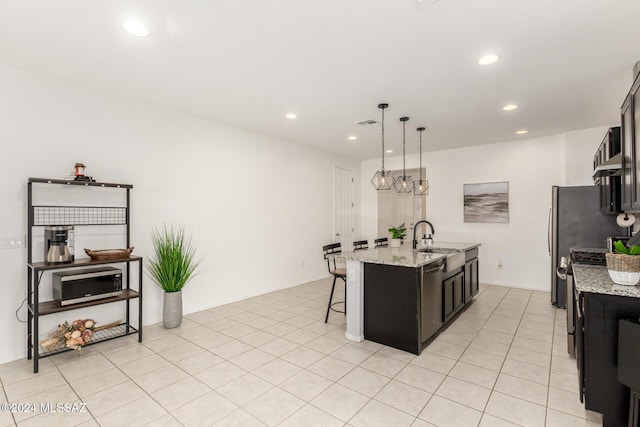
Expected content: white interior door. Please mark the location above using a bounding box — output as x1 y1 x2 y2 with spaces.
334 166 353 251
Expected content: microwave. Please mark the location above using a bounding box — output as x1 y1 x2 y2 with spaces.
52 266 123 306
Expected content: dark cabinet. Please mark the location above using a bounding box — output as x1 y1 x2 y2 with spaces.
582 292 640 427
621 73 640 212
363 260 446 355
465 258 479 300
594 127 621 214
443 271 464 322
364 263 420 354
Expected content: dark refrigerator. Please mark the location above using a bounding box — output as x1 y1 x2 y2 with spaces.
550 186 622 308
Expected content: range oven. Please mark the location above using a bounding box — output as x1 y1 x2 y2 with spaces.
561 249 607 358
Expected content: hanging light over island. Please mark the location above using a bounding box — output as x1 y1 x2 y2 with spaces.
393 117 413 194
371 103 394 191
414 126 429 196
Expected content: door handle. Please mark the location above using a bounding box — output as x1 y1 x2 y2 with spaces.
547 207 551 256
336 233 341 237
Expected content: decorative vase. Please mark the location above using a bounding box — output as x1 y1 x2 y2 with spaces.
390 238 402 248
605 252 640 286
163 290 183 329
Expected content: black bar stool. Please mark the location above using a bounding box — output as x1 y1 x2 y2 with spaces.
353 240 368 251
374 237 388 248
322 243 346 323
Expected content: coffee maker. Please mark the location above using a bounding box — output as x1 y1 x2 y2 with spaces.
44 226 74 264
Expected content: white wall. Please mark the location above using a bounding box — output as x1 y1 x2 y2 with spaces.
564 127 609 186
0 64 360 364
361 126 611 291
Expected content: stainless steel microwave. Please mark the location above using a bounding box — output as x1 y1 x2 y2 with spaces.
52 266 123 306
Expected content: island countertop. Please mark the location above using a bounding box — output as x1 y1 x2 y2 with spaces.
572 264 640 298
339 241 480 268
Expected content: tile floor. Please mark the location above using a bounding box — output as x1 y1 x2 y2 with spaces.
0 279 604 426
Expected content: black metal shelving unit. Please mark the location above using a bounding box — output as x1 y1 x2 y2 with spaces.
26 177 143 373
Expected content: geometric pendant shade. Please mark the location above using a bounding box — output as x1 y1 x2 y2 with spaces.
371 103 394 191
414 126 429 196
393 116 413 194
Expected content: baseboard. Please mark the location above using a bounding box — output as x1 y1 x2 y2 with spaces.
480 281 549 293
344 332 363 342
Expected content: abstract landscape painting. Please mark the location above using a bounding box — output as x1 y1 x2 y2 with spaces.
464 182 509 223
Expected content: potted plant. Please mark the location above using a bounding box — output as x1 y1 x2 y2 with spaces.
388 223 407 248
606 240 640 286
147 225 202 328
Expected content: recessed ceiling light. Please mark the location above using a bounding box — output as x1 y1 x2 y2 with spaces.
477 54 500 65
385 149 394 153
516 130 529 135
285 113 298 119
347 136 358 141
122 20 150 37
502 104 519 111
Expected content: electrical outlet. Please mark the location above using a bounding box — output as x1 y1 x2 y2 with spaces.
300 260 304 268
0 235 26 249
497 260 503 268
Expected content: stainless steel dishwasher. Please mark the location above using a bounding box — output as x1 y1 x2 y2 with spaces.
421 259 445 343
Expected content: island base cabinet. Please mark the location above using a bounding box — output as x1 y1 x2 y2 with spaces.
443 272 464 322
465 258 479 301
364 263 421 354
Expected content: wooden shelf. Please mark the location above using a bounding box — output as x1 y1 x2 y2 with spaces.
29 256 142 272
34 289 140 315
37 323 139 358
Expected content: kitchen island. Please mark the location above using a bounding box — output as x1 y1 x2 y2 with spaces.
572 264 640 427
341 241 480 354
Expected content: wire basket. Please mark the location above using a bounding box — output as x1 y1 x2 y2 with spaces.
605 252 640 286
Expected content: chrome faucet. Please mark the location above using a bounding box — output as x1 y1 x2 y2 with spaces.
413 220 435 249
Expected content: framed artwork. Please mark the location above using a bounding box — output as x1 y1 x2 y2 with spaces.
463 181 509 223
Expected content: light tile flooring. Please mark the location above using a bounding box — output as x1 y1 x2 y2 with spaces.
0 279 605 426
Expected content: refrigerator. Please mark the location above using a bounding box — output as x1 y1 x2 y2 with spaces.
550 186 622 308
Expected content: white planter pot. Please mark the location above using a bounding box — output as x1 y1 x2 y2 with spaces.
390 238 402 248
163 290 183 329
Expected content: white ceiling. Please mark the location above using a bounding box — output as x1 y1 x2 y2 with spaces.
1 0 639 160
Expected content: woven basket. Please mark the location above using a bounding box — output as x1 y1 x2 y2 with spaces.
84 247 134 261
605 252 640 286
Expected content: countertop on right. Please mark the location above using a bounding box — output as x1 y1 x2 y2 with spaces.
572 264 640 298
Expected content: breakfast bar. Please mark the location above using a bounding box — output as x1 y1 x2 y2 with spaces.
341 242 480 354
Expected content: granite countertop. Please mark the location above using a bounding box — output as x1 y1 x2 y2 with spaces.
572 264 640 298
339 241 480 268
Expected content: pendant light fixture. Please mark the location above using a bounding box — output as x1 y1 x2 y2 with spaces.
414 126 429 196
393 116 413 194
371 103 394 190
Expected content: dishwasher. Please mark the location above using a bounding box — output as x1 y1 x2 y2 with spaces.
421 259 445 343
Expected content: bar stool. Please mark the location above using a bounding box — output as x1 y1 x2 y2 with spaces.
353 240 369 251
374 237 388 248
322 243 346 323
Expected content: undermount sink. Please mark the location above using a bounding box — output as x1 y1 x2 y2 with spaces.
416 247 459 254
417 248 465 272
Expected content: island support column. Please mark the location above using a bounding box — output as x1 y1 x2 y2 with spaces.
345 259 364 342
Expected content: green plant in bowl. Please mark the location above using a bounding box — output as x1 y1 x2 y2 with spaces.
614 240 640 255
388 223 407 240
